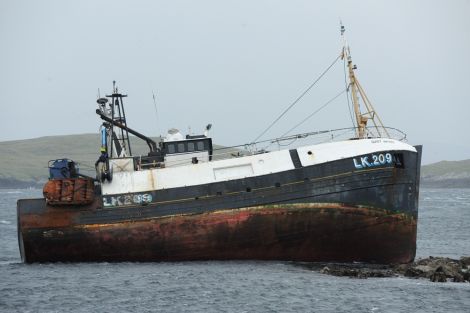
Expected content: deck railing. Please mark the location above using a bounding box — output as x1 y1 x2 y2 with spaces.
140 126 406 169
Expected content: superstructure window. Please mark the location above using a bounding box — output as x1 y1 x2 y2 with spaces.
188 142 195 152
165 139 211 155
197 141 204 151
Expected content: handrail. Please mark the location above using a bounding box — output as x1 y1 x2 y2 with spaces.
127 126 407 169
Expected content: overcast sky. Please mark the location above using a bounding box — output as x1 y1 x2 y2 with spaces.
1 0 469 164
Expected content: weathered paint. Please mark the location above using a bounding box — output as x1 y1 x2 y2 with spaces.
102 138 416 195
19 203 416 264
17 146 422 264
43 178 94 205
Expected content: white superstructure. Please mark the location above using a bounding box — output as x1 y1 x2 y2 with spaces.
101 138 416 195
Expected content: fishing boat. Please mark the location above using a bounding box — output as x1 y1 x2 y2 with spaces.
17 26 422 263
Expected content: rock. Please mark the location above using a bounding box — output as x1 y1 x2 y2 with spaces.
460 256 470 268
315 263 394 278
461 269 470 282
430 266 447 282
303 256 470 282
357 271 368 279
394 264 408 273
452 273 465 283
415 265 434 275
404 265 433 278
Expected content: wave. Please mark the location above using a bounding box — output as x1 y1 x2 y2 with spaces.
0 260 21 266
0 190 23 194
0 220 12 225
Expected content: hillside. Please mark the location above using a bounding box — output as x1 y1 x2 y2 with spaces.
0 134 469 188
0 134 158 188
0 134 238 188
421 159 470 188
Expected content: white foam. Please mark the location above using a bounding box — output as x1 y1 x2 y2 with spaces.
0 190 22 194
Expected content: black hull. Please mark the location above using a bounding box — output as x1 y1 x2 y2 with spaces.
18 147 422 263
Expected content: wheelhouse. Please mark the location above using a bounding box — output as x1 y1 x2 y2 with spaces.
162 137 213 158
161 134 213 167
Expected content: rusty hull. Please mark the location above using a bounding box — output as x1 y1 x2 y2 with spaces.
18 202 416 264
43 178 95 205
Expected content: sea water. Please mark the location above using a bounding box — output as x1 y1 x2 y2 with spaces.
1 188 469 312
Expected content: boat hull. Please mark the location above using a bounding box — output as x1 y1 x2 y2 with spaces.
17 146 422 263
19 203 416 263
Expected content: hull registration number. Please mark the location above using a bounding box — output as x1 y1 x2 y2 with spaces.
353 153 393 169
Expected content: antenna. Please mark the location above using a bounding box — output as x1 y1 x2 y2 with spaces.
340 19 345 36
152 91 160 135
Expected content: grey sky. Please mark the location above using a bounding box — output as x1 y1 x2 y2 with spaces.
1 0 469 164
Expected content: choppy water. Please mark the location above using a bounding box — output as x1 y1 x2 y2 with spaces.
1 188 469 312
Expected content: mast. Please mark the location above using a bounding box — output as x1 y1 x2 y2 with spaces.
97 81 133 158
96 82 160 157
340 23 389 139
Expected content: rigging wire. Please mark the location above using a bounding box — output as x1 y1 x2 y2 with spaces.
260 88 347 151
251 53 342 143
210 125 404 156
280 88 347 138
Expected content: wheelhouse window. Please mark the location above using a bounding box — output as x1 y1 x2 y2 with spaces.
164 139 212 155
188 142 195 152
197 141 204 151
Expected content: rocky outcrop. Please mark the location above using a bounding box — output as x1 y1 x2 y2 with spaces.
317 263 396 278
398 256 470 283
307 256 470 283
